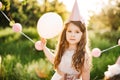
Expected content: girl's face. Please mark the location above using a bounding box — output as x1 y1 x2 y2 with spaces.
66 23 82 45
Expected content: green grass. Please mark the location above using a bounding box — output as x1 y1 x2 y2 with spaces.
0 27 54 80
0 27 120 80
89 31 120 80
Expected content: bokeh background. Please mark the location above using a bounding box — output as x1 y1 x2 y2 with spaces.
0 0 120 80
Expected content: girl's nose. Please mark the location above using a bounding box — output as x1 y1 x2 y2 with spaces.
71 33 75 37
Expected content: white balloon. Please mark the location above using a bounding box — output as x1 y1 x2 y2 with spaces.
37 12 63 39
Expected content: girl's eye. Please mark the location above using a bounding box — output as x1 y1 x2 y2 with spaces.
67 30 72 32
75 31 80 33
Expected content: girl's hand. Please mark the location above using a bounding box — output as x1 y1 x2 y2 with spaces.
41 38 47 49
35 38 47 51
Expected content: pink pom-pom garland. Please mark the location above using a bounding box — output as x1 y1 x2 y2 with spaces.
0 2 2 9
35 41 43 51
91 48 101 57
0 2 35 44
12 23 22 32
92 39 120 58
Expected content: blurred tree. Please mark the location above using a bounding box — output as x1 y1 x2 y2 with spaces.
88 0 120 31
106 0 120 31
88 0 120 43
40 0 69 21
0 0 69 28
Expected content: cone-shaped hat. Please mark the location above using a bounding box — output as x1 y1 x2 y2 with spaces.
68 0 84 23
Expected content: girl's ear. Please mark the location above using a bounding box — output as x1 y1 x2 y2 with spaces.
115 56 120 65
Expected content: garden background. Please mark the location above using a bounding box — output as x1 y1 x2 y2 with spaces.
0 0 120 80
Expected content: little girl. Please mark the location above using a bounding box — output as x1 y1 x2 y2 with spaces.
39 20 91 80
37 0 91 80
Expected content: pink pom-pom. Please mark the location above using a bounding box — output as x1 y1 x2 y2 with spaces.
12 23 22 32
0 2 2 9
35 41 43 51
92 48 101 57
118 39 120 46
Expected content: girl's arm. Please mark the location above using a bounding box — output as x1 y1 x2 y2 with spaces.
41 38 55 64
81 53 91 80
81 68 90 80
43 46 55 64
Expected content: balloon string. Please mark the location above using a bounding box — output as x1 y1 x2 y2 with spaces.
101 45 119 53
0 11 35 43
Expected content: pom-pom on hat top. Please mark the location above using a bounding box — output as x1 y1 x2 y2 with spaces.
67 0 85 24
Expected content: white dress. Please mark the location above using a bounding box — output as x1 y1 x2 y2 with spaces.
51 50 82 80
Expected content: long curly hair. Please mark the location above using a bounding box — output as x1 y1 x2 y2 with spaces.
54 21 87 74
